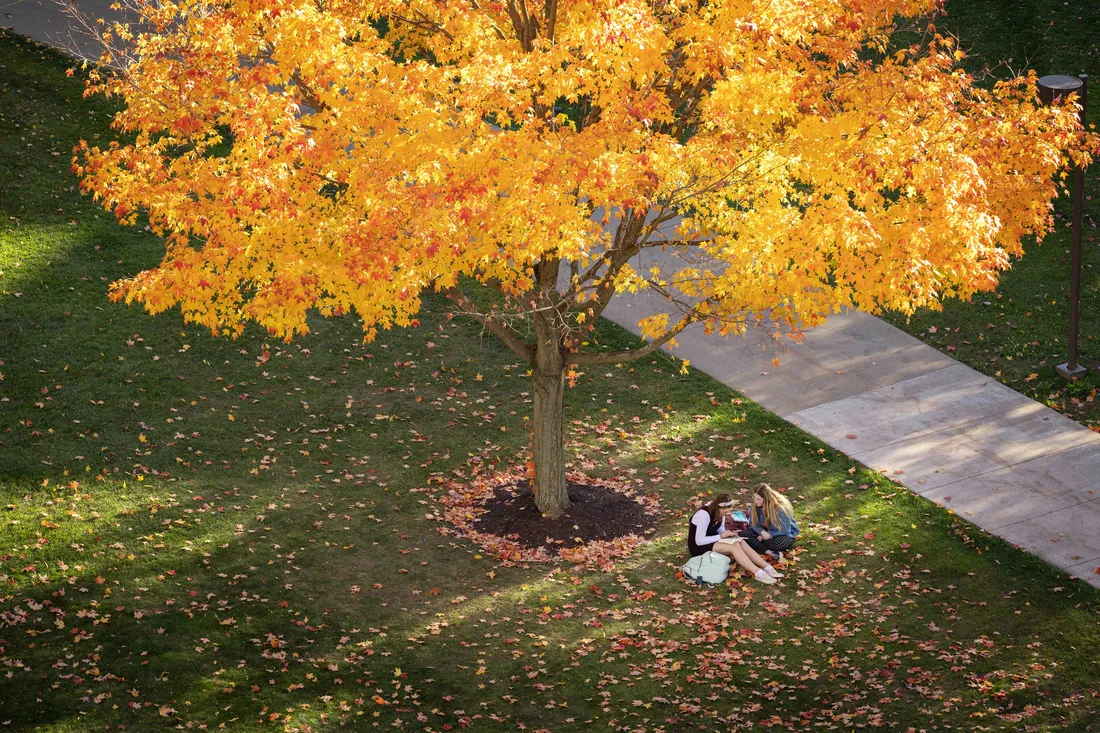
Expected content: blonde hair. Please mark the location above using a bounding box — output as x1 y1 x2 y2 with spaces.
753 483 794 529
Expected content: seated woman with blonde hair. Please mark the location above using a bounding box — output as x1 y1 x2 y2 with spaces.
688 493 782 584
740 483 800 561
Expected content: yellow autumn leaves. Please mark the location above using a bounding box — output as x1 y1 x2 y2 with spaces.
72 0 1093 361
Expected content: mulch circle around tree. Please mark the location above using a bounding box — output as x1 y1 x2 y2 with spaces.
435 464 663 569
475 479 658 550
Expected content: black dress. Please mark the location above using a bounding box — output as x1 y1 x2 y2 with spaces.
687 509 723 557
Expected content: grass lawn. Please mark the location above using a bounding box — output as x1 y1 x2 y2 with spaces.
2 25 1100 733
883 0 1100 431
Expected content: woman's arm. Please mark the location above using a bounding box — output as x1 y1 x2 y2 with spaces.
777 511 799 537
770 511 799 537
692 511 723 546
718 516 735 539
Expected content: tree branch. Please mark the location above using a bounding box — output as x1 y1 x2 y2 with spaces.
564 206 648 304
641 238 711 248
565 230 713 316
469 0 508 41
290 71 329 113
505 0 533 51
391 9 455 41
585 245 642 322
544 0 558 41
565 311 697 365
445 289 535 364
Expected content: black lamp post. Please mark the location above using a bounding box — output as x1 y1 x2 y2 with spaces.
1037 74 1089 379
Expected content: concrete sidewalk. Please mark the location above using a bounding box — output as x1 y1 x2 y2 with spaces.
2 0 129 56
606 273 1100 588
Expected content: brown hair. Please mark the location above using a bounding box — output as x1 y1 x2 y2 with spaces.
704 493 734 525
752 483 794 529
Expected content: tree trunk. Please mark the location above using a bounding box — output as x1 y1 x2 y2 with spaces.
531 354 570 518
529 256 570 518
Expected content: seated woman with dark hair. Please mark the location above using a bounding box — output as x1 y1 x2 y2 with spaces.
688 493 782 585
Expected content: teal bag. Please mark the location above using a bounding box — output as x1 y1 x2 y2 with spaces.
681 551 730 584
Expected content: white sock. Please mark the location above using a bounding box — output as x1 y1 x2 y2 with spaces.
754 568 776 584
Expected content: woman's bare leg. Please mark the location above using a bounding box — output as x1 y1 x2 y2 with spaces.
713 544 754 575
712 544 737 563
727 543 762 575
738 542 771 570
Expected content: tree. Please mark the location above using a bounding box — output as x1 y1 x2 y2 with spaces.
72 0 1089 518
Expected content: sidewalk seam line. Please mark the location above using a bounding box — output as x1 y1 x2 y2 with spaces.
926 441 1100 494
808 392 1099 457
833 400 1027 455
783 366 1020 428
993 495 1100 533
778 364 963 418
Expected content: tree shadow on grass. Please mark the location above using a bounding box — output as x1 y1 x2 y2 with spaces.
1 478 527 730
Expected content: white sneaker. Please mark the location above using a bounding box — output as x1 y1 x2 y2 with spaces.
764 565 783 579
754 569 777 585
766 550 784 562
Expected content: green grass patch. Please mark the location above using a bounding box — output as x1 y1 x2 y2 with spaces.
1 26 1099 733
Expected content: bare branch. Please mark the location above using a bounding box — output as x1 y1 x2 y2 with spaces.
564 206 649 303
54 0 140 71
290 71 329 113
585 249 641 322
445 289 535 364
469 0 509 41
391 10 455 41
564 230 712 315
642 238 711 248
566 311 697 365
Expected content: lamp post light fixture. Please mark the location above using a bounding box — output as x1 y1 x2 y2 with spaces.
1037 74 1089 380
